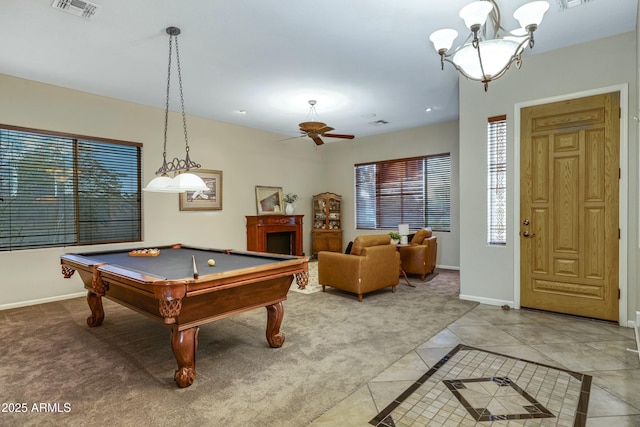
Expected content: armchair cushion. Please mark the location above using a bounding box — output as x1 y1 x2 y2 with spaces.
350 234 391 256
411 227 433 244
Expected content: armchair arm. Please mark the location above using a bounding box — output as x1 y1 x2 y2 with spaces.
398 236 437 276
318 251 363 288
398 244 428 272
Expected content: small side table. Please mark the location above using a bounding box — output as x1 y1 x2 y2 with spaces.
396 244 415 287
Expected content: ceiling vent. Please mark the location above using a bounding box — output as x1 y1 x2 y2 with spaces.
369 120 389 126
557 0 593 11
52 0 102 20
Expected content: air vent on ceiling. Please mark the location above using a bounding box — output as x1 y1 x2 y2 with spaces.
369 119 389 126
557 0 593 11
52 0 102 20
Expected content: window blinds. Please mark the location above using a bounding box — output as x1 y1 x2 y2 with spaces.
0 126 142 250
355 154 451 231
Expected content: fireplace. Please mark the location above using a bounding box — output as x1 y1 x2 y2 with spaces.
246 215 304 256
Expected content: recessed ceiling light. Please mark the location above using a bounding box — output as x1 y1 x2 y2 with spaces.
425 107 433 113
238 110 247 114
361 113 377 119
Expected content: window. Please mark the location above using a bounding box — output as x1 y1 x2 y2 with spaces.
487 115 507 245
355 154 451 231
0 125 142 251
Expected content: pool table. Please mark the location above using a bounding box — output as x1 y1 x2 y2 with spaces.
60 244 309 388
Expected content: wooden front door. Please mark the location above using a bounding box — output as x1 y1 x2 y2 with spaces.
520 92 619 321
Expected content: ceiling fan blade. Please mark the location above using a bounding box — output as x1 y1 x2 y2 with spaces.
323 133 355 139
311 135 324 145
317 126 334 134
277 135 305 142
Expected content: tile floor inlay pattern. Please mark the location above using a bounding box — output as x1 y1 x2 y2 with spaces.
370 344 592 426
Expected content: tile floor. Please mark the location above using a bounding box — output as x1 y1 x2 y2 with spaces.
310 304 640 426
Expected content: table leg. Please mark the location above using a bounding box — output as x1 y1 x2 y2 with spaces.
294 271 309 289
171 326 199 388
86 291 105 327
265 302 285 348
399 261 415 287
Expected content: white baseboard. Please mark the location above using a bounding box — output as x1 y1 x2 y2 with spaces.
437 264 460 271
459 294 512 308
0 292 86 311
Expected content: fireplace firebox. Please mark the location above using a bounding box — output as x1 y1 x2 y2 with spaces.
246 215 303 256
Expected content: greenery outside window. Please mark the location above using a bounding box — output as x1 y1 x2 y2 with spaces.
355 154 451 231
0 125 142 251
487 115 507 245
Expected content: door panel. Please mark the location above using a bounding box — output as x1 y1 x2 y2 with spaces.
520 93 619 321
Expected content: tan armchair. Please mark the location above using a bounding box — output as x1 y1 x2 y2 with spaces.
398 227 437 281
318 234 399 301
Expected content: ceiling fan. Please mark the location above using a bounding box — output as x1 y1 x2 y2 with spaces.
298 100 354 146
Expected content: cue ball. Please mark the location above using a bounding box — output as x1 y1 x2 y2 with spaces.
207 259 215 266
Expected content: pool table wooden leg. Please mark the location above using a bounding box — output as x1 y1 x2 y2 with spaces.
86 291 104 327
265 302 285 348
171 326 199 388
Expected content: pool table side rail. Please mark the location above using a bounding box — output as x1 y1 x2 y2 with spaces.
60 251 308 296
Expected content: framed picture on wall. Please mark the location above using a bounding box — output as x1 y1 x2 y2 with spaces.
255 185 283 215
179 170 223 211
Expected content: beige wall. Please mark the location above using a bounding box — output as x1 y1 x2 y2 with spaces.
2 31 638 324
0 74 327 308
322 122 460 269
458 31 639 325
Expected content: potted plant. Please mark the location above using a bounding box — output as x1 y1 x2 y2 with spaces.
388 231 401 244
283 193 299 214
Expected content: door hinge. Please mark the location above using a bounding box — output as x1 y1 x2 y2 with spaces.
618 288 621 299
619 228 621 239
619 168 621 179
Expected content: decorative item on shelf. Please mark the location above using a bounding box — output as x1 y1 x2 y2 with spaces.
255 186 284 215
398 224 410 245
179 169 223 211
283 193 299 215
388 231 401 245
429 0 549 91
143 27 208 193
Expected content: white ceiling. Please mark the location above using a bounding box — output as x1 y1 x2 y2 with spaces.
1 0 637 141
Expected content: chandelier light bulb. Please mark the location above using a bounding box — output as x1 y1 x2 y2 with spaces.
429 29 459 53
513 1 550 30
143 174 174 192
452 38 521 81
459 1 494 31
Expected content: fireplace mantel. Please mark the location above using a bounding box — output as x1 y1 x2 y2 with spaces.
246 215 304 256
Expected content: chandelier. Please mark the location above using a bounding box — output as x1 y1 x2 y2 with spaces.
144 27 208 193
429 1 549 91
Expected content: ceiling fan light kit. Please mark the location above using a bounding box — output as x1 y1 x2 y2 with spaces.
430 0 550 91
144 27 208 193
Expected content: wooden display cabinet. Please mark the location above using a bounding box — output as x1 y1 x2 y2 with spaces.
312 192 342 255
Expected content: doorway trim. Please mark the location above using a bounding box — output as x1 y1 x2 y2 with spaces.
513 84 629 326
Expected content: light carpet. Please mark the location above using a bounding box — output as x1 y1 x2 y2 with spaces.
0 269 476 427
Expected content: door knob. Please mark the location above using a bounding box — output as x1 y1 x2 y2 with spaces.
522 231 535 237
